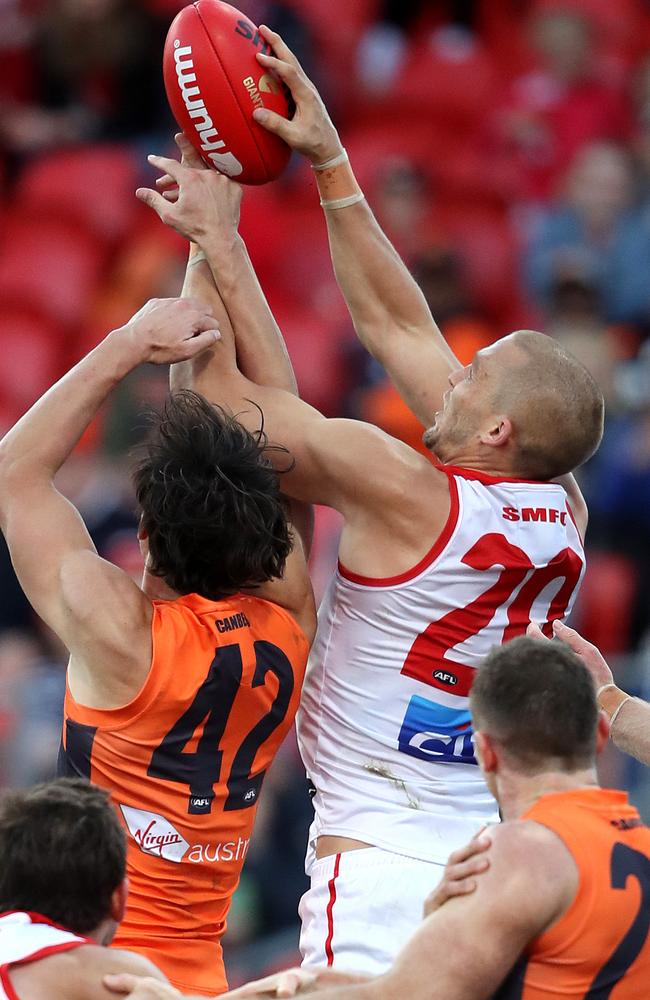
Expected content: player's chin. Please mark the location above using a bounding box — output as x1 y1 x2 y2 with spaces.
422 424 439 453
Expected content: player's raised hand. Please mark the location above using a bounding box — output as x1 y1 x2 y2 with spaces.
252 26 342 164
526 621 614 689
136 144 243 246
423 833 492 917
154 132 207 204
103 974 182 998
118 297 220 365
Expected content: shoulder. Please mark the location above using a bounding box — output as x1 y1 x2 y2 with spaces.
84 946 166 979
60 550 151 627
9 943 166 999
483 820 578 924
63 552 153 703
239 593 314 650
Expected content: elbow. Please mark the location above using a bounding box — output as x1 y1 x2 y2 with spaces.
0 440 38 518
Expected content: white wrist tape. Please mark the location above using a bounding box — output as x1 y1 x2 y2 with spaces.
320 192 366 210
312 148 348 171
609 696 632 732
187 251 207 267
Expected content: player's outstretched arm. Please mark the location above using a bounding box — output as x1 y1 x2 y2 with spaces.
155 134 300 397
141 141 315 631
135 149 440 533
250 26 461 426
528 621 650 766
0 299 218 698
144 137 315 558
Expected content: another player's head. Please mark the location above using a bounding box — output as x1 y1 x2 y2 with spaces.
0 778 127 941
423 331 604 479
470 636 608 804
134 390 293 600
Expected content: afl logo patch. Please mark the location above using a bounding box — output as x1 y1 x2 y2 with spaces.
433 670 458 687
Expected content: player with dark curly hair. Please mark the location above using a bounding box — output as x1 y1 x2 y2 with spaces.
0 293 315 997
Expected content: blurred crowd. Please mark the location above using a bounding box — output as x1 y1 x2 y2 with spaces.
2 0 650 979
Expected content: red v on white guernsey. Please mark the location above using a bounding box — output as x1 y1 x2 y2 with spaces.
298 466 585 870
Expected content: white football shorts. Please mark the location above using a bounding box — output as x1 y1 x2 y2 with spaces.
298 847 445 975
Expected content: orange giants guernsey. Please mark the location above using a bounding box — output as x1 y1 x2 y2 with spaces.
493 789 650 998
58 593 309 996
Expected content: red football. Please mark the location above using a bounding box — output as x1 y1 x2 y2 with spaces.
163 1 291 185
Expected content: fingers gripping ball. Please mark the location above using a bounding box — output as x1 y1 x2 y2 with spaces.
163 1 291 184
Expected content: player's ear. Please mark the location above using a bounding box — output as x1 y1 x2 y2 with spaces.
595 710 610 755
475 731 497 773
137 515 148 541
480 416 512 449
110 877 129 924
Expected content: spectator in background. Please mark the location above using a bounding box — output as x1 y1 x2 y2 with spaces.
356 0 430 94
370 159 437 260
629 54 650 202
356 247 495 455
490 9 630 203
0 0 170 162
0 630 65 789
524 141 650 325
543 275 624 408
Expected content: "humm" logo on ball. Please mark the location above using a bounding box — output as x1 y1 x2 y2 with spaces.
173 40 243 177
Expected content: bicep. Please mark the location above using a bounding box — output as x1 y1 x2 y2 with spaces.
2 481 97 637
383 905 531 1000
2 480 149 665
383 830 568 1000
217 375 418 513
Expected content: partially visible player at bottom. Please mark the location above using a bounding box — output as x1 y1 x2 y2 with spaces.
109 635 650 998
0 297 315 996
0 779 166 999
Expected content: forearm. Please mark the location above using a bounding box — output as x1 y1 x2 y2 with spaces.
172 244 237 393
600 687 650 766
313 159 458 423
202 233 298 394
177 242 313 550
0 330 139 486
315 161 448 357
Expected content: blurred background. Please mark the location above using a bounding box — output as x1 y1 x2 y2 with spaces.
1 0 650 985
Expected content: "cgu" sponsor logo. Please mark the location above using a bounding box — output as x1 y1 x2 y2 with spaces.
172 41 243 177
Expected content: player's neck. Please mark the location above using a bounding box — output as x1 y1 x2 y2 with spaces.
498 766 600 821
141 565 179 602
440 446 522 480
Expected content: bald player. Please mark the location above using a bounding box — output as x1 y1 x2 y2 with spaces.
137 115 603 975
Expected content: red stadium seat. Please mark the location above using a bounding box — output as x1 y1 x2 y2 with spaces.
438 206 520 324
573 551 638 657
14 146 140 243
0 215 106 328
0 308 63 419
271 302 351 415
